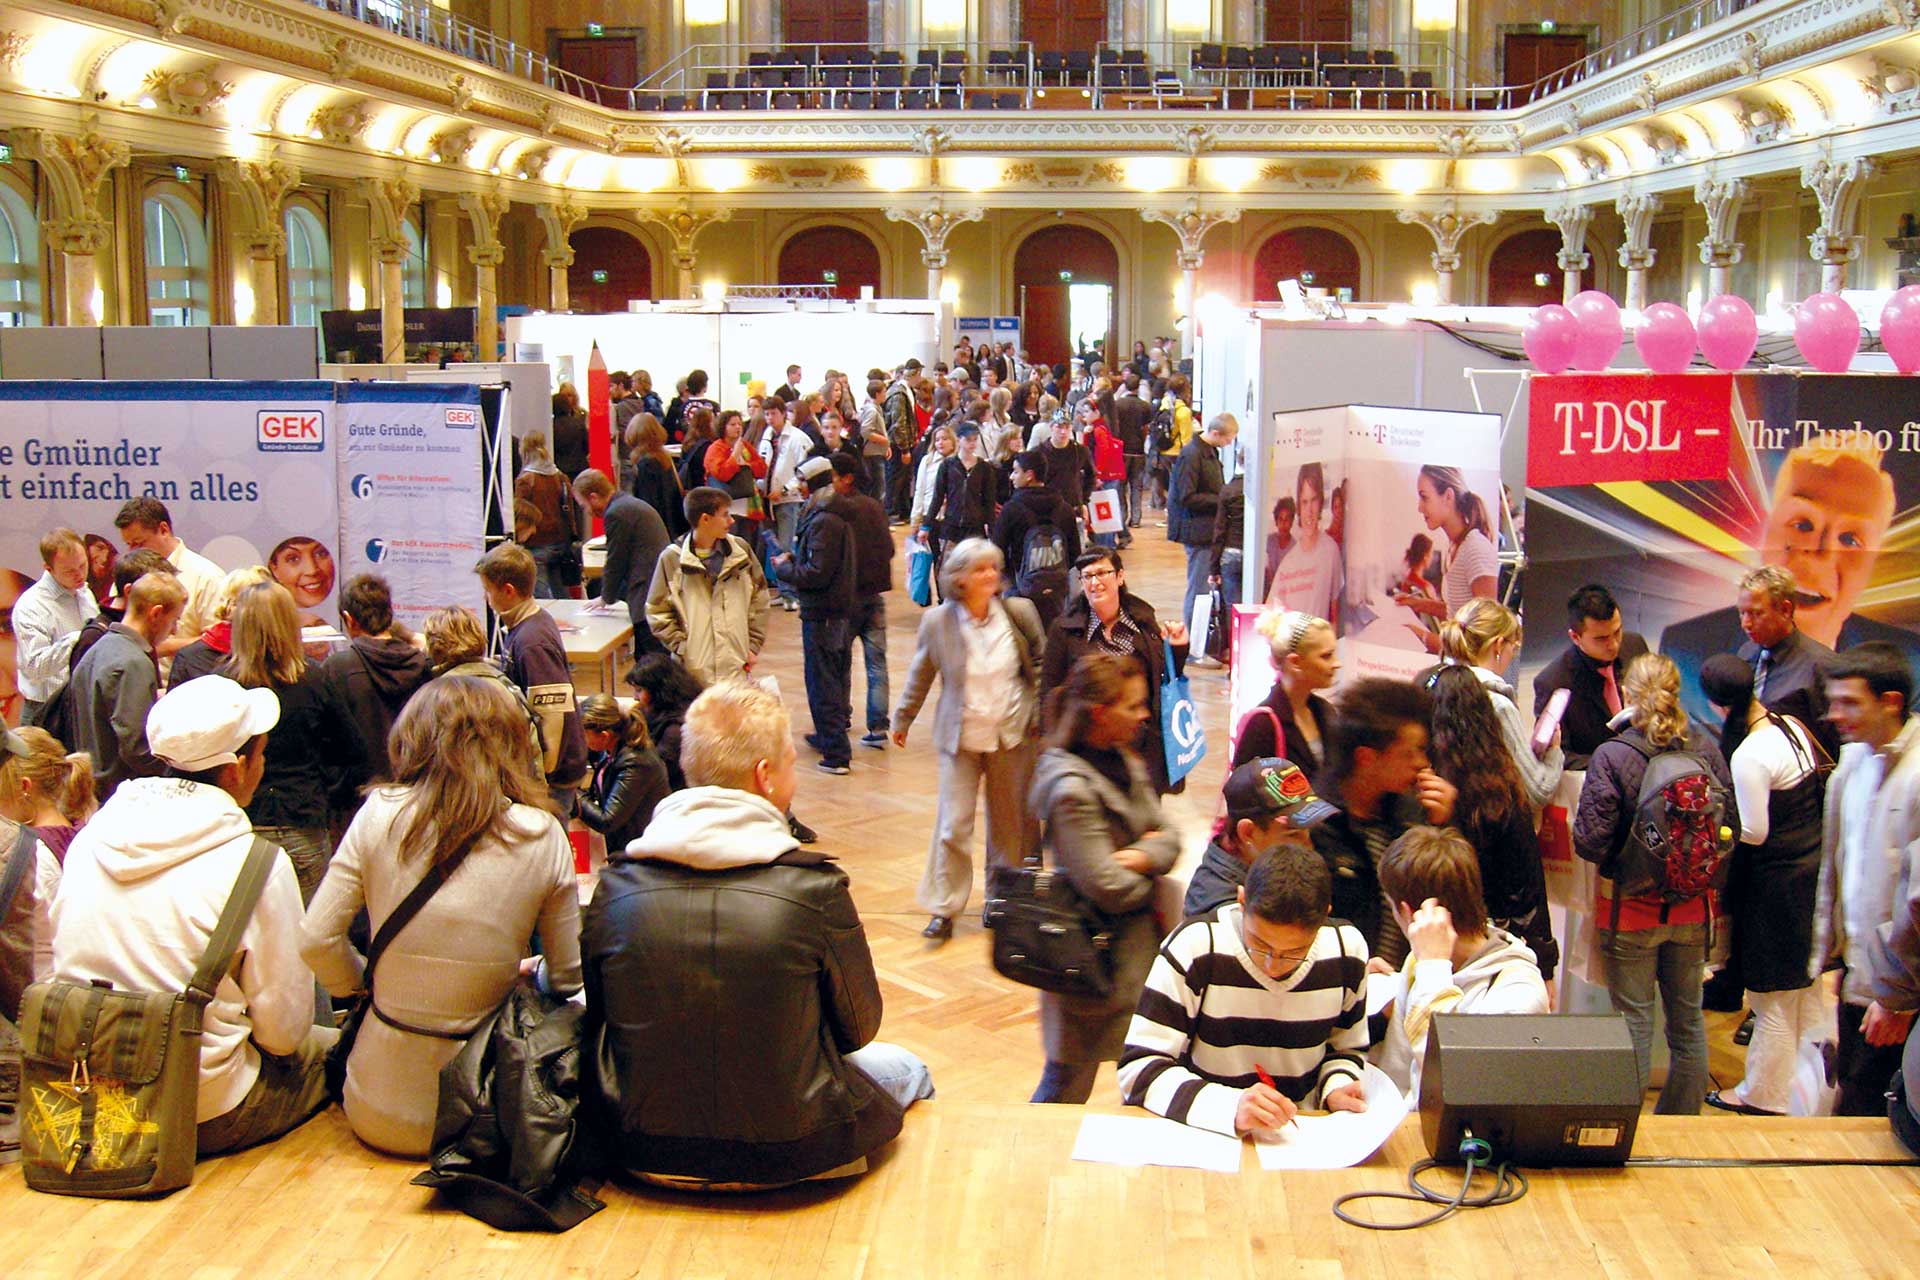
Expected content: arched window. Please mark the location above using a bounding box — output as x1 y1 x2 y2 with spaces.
0 183 38 327
285 206 332 328
1252 227 1362 302
568 226 654 311
776 225 880 302
402 220 427 309
1486 229 1590 307
144 193 208 326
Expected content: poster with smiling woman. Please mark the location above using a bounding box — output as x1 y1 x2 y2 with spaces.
1522 373 1920 724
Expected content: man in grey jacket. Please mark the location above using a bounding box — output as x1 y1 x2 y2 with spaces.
67 570 186 800
1813 641 1920 1114
575 468 668 651
646 486 770 686
1167 413 1237 639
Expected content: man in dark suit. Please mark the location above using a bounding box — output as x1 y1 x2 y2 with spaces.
575 468 668 653
1532 584 1649 771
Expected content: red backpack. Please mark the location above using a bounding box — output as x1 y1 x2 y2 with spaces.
1606 733 1736 938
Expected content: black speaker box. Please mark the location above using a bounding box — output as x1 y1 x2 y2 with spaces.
1419 1014 1641 1166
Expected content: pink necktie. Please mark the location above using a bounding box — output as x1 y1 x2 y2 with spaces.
1600 665 1621 716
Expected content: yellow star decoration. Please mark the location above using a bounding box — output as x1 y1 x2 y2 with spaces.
27 1078 160 1171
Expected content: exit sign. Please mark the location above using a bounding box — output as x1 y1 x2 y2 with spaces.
586 21 604 35
0 143 11 164
822 269 838 284
173 165 190 181
591 269 609 284
1058 270 1073 282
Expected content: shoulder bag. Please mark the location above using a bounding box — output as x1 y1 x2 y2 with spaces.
324 836 484 1101
18 837 277 1198
985 856 1116 999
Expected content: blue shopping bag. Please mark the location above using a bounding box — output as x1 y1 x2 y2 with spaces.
1161 639 1206 786
908 540 934 607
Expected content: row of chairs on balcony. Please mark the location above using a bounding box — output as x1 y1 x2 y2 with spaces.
637 89 1031 112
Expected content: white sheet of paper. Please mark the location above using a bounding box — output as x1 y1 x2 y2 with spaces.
1250 1065 1409 1171
1070 1113 1243 1173
1367 970 1406 1019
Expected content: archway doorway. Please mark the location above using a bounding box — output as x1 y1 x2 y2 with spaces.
1252 226 1362 303
777 225 882 302
569 226 654 312
1486 228 1591 306
1013 224 1119 371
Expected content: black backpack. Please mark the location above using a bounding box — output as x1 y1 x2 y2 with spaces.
1147 407 1176 454
1014 522 1070 624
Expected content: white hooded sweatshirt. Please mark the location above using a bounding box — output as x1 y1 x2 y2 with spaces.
1373 926 1548 1100
622 784 798 869
51 776 314 1122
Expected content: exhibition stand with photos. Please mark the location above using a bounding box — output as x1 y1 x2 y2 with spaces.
0 378 510 727
505 299 940 412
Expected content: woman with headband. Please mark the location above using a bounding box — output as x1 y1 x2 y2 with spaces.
1233 610 1340 774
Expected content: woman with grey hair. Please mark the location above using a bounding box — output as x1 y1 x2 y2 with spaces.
892 537 1047 942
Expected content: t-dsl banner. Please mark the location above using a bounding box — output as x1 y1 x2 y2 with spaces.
1527 373 1735 488
336 382 488 631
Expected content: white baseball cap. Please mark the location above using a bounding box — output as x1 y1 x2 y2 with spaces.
146 675 281 772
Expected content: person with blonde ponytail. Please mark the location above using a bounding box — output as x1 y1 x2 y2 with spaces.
1434 598 1563 808
1 726 93 995
1396 465 1500 637
1572 653 1734 1114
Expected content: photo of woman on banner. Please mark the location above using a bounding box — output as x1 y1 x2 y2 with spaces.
0 567 31 727
84 533 117 610
269 535 339 627
1264 461 1342 626
1392 465 1501 653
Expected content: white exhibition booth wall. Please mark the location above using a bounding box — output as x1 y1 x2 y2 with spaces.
505 301 941 413
0 379 506 725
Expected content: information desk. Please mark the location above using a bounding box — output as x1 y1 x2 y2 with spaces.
542 596 633 697
1 1105 1908 1278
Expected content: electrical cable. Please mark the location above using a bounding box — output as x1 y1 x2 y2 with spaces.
1627 1155 1920 1169
1332 1134 1529 1230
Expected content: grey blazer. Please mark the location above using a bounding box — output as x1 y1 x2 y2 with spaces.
893 596 1045 756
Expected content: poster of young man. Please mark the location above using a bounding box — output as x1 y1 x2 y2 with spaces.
1522 372 1920 721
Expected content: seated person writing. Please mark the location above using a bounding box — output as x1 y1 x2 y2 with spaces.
1370 825 1550 1098
582 679 932 1189
1118 843 1369 1136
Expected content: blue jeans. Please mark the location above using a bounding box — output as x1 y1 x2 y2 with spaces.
845 1042 936 1111
864 454 887 501
1219 548 1244 611
1603 920 1709 1114
1181 543 1211 636
1123 455 1147 527
855 596 890 733
771 502 802 601
801 615 853 767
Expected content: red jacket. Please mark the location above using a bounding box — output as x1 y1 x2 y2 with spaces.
1087 423 1127 484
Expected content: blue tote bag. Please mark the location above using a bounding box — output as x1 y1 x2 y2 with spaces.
1161 639 1207 787
907 540 934 607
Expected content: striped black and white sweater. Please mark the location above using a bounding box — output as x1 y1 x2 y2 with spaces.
1116 904 1370 1136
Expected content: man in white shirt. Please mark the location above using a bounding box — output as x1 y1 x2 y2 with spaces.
52 674 334 1156
1813 641 1920 1114
760 397 812 611
12 527 100 720
114 496 223 663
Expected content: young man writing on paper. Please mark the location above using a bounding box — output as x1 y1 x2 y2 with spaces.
1117 843 1370 1136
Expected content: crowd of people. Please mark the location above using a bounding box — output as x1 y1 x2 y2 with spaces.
3 342 1918 1204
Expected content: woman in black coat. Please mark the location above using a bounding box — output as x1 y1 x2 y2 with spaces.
922 423 998 549
624 653 703 793
1039 547 1190 795
578 694 671 853
627 414 688 539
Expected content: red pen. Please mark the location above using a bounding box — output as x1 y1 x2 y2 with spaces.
1254 1065 1299 1132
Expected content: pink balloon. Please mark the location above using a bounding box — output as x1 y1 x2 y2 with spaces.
1880 285 1920 374
1633 302 1697 375
1568 289 1623 371
1522 304 1579 374
1697 294 1758 371
1793 292 1860 374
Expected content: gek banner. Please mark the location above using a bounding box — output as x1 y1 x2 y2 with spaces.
1523 372 1920 721
337 382 488 631
0 381 341 720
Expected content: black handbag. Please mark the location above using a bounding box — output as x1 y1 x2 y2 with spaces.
984 858 1116 999
325 837 483 1101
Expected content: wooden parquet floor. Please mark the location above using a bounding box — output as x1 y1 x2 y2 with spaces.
757 517 1752 1107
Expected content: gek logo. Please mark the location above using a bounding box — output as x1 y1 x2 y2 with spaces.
445 407 478 428
258 410 325 453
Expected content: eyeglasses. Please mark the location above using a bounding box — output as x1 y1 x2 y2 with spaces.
1081 567 1117 582
1241 925 1313 970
